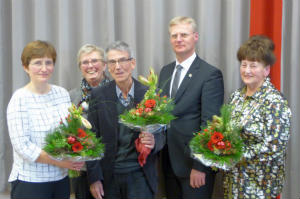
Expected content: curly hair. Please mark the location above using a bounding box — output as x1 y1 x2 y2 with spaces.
237 35 276 66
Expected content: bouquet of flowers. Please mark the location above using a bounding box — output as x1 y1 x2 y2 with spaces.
189 105 244 170
119 68 176 166
119 68 176 132
44 104 105 177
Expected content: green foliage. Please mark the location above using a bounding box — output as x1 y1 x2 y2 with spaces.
44 130 70 156
120 68 176 127
189 104 244 168
120 93 176 126
43 104 105 178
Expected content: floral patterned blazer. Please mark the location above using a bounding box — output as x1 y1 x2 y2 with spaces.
224 78 292 199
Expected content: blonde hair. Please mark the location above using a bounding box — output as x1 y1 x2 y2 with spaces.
168 16 197 33
77 44 105 67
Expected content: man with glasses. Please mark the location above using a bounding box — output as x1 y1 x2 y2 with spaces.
86 41 165 199
158 16 224 199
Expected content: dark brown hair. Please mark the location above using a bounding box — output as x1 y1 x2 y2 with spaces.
21 40 56 68
237 35 276 66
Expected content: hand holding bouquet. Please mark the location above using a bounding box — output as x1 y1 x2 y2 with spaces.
44 104 105 177
189 105 244 170
119 68 175 166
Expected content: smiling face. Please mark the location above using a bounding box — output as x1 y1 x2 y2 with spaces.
240 60 270 91
106 49 135 85
24 57 55 84
79 51 106 87
169 23 198 62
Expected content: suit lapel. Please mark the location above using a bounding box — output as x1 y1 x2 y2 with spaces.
105 81 119 136
133 78 145 104
174 57 200 103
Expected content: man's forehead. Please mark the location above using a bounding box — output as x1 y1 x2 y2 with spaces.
170 24 193 33
107 50 129 58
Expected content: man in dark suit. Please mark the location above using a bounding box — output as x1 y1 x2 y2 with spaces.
87 41 165 199
158 16 224 199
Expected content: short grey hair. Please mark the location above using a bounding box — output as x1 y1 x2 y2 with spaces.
105 41 132 59
77 44 105 67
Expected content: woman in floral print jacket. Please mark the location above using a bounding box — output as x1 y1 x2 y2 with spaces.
223 35 291 199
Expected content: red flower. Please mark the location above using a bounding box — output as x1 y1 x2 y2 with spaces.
207 140 214 151
72 142 83 152
67 114 71 121
67 136 76 144
77 128 87 138
211 132 224 144
204 129 208 132
136 108 144 116
144 99 156 108
225 141 232 151
144 108 152 112
215 141 226 150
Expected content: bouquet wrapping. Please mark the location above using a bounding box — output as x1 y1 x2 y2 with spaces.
189 105 244 170
119 68 176 166
44 104 105 177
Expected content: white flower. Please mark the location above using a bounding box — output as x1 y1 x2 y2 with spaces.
81 116 92 129
81 101 89 111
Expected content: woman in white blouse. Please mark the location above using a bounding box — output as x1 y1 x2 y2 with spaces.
7 40 84 199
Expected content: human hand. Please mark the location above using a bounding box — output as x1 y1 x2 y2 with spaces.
190 169 206 188
139 131 155 149
56 160 84 171
90 180 104 199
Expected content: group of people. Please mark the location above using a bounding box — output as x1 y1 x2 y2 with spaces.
6 16 291 199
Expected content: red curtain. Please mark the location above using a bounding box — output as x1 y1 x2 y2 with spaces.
250 0 282 91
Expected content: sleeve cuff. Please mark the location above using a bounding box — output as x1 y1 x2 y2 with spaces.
30 147 42 162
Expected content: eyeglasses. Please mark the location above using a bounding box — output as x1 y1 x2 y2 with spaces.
107 57 132 67
80 59 103 66
170 32 194 40
30 60 54 68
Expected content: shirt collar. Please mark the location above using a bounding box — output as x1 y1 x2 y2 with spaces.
175 52 196 71
241 77 271 100
116 81 135 100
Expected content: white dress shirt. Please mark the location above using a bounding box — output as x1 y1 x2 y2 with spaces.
169 52 196 96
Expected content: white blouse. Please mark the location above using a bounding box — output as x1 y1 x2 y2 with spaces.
7 85 71 182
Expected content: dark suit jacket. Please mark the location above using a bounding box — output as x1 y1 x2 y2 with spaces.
86 78 165 193
158 55 224 177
